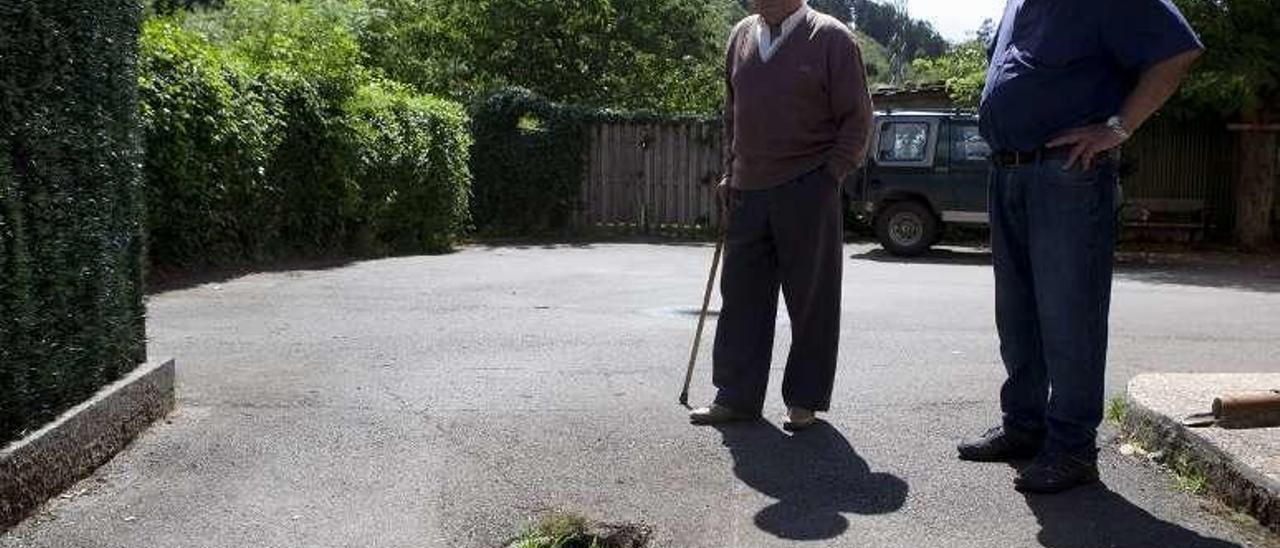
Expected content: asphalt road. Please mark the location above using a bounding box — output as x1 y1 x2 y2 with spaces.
3 242 1278 548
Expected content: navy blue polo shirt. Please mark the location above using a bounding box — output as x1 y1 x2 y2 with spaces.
979 0 1202 152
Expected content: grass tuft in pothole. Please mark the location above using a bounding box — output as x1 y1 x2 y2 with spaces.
507 511 650 548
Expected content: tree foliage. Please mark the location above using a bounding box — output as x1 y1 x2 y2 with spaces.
1171 0 1280 122
854 30 894 86
911 20 993 107
364 0 740 113
139 4 473 270
752 0 947 85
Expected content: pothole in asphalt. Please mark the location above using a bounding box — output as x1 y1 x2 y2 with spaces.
505 512 651 548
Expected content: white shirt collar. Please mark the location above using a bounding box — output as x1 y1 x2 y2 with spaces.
756 2 810 63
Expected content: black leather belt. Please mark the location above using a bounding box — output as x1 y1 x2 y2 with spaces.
992 148 1064 167
992 148 1118 167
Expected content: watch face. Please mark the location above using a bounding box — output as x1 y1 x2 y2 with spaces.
1107 117 1128 137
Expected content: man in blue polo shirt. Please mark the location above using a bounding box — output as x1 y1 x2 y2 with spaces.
957 0 1203 494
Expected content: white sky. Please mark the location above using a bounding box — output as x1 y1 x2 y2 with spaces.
906 0 1007 42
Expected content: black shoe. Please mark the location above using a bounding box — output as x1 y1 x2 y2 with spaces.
1014 453 1100 494
957 426 1043 462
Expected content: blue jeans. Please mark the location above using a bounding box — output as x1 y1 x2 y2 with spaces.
990 156 1118 460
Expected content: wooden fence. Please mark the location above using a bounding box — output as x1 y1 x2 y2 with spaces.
578 117 1258 239
579 120 725 234
1124 119 1240 237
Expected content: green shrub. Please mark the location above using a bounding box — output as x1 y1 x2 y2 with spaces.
185 0 370 99
361 0 734 113
0 0 147 443
139 18 284 271
347 82 471 254
180 0 373 256
259 72 366 255
139 7 472 270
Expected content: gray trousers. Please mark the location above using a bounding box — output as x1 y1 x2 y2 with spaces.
712 167 845 414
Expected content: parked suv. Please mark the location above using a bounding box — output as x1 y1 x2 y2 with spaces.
845 111 992 256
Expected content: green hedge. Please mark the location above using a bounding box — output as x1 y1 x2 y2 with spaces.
140 18 471 272
140 19 284 268
469 87 717 236
0 0 148 443
347 82 471 254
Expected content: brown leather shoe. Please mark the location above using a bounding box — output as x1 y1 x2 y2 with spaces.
689 404 754 425
782 407 817 431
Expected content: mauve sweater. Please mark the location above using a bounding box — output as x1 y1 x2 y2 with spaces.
724 10 874 190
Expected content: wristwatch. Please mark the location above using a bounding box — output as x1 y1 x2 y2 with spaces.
1106 116 1131 141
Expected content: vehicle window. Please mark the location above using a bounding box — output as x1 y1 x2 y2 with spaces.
951 124 991 162
878 122 930 163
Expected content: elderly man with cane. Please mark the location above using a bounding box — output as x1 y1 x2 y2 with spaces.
687 0 873 430
957 0 1203 494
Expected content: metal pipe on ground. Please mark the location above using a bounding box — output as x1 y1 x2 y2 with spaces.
1213 391 1280 429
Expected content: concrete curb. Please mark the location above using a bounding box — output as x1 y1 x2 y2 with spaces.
1123 374 1279 535
0 359 175 531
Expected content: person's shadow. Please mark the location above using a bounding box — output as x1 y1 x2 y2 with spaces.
1021 478 1245 548
714 421 908 541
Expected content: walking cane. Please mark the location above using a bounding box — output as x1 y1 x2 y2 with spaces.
679 208 727 407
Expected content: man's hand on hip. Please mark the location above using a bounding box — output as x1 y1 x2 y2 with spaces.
1046 124 1126 171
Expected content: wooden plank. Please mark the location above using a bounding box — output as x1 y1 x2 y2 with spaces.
668 124 678 228
600 123 610 226
680 123 691 226
632 123 644 230
655 124 665 229
581 125 593 229
591 124 602 227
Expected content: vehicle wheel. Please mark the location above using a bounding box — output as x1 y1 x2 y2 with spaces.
875 200 939 257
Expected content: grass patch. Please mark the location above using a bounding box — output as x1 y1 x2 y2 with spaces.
1105 396 1129 425
1171 455 1209 495
1175 468 1209 495
510 512 604 548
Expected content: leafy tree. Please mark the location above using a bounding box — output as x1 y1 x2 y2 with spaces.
851 0 946 83
183 0 372 97
855 30 894 87
151 0 223 15
809 0 854 21
911 20 993 106
1171 0 1279 247
364 0 738 113
739 0 946 84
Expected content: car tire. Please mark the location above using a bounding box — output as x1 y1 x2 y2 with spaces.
875 200 939 257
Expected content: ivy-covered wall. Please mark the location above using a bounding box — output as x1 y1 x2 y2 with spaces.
0 0 148 443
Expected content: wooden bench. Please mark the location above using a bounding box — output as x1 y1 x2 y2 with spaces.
1121 198 1210 242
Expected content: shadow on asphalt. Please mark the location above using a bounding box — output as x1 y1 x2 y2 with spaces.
714 421 908 541
850 247 1280 294
1112 262 1280 294
851 247 993 266
146 256 357 294
1022 484 1243 548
